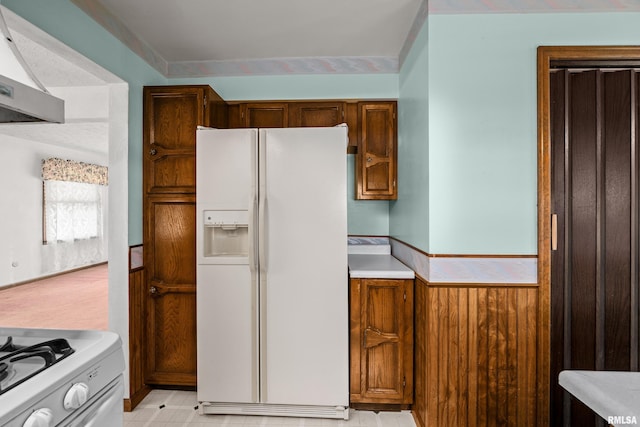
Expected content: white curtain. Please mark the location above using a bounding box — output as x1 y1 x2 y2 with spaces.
45 180 105 242
42 180 108 272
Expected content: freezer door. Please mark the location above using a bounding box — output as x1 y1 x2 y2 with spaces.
258 127 348 406
197 265 258 403
196 128 259 404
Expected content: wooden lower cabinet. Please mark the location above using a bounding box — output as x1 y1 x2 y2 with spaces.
350 278 413 407
143 195 197 386
413 277 539 427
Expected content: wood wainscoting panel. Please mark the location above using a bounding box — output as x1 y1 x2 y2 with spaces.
413 277 427 427
414 277 538 427
126 267 150 411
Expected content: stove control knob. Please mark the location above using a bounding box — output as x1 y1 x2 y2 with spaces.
63 382 90 410
22 408 54 427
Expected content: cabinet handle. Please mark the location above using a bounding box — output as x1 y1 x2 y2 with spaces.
367 156 372 163
149 286 158 295
150 148 157 156
551 214 558 251
363 327 398 348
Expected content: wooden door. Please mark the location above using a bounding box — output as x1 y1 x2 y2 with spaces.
350 278 413 405
550 68 640 426
145 195 197 385
289 102 345 127
142 85 224 387
240 102 288 127
144 87 208 193
356 102 397 200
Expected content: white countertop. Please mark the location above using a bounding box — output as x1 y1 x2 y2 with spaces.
348 245 414 279
559 370 640 425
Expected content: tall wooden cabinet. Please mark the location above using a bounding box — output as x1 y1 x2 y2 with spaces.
142 85 226 386
350 278 414 406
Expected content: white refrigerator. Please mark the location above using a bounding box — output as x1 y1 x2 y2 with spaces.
196 126 349 419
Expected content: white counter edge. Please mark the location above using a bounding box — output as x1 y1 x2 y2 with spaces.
559 370 640 425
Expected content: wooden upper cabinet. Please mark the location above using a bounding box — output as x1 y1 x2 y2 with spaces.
289 102 345 127
289 102 359 150
239 102 288 128
143 85 226 194
356 102 397 200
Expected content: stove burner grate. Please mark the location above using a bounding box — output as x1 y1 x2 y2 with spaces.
0 336 75 395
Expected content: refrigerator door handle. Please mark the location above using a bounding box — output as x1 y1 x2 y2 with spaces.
249 129 258 275
248 196 257 274
258 130 267 274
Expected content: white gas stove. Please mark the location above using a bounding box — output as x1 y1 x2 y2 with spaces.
0 328 124 427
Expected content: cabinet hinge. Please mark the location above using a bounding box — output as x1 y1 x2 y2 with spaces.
342 110 345 119
403 377 406 388
403 291 406 302
204 95 207 109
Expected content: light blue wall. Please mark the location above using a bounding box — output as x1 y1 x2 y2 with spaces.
428 13 539 255
1 0 168 246
396 11 640 255
391 17 429 251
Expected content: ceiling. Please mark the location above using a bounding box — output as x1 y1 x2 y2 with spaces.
74 0 640 77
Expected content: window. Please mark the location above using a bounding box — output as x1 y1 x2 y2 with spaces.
41 157 108 245
43 180 105 243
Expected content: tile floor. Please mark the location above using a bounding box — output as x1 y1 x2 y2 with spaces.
124 390 417 427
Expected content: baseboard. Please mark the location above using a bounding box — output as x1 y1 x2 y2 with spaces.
350 402 411 411
123 385 151 412
1 262 108 290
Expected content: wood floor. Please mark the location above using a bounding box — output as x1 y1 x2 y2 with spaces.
0 263 108 330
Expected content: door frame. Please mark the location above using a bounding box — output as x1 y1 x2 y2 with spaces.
537 45 640 425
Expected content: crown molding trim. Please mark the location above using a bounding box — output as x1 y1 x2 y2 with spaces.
70 0 168 75
167 56 399 77
399 0 428 68
428 0 640 14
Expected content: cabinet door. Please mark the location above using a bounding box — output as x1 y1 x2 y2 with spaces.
144 86 208 194
356 102 397 200
350 278 413 405
144 195 197 386
240 103 288 128
289 102 345 127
